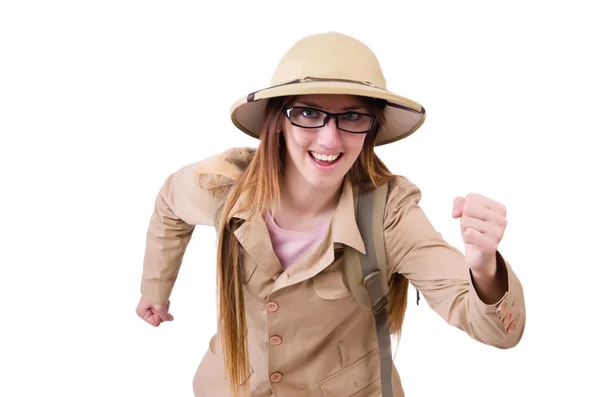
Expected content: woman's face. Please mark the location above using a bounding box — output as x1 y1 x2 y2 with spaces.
281 94 371 191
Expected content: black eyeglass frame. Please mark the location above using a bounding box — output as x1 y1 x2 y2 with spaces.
283 106 376 134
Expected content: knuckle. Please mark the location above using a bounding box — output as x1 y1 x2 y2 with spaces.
464 228 476 239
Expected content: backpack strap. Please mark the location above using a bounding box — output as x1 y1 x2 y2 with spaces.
345 182 393 397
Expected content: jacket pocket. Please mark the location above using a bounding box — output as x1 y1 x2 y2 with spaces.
313 269 351 300
319 349 380 397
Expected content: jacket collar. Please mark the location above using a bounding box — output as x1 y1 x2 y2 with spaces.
229 175 366 284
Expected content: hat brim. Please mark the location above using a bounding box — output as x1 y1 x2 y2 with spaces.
230 81 426 146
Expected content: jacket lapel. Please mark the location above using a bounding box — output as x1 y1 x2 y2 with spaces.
234 216 284 281
228 188 284 281
271 176 366 293
228 175 367 295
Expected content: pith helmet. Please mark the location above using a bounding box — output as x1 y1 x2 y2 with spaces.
230 32 426 146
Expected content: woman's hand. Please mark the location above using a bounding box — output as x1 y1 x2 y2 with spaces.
452 193 508 276
136 296 174 327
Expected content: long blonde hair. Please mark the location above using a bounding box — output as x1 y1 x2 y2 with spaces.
214 95 410 396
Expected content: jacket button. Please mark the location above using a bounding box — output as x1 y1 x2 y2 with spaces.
270 372 282 383
266 301 279 312
269 335 282 345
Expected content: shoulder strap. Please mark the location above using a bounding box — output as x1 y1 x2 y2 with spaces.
357 183 389 314
344 182 393 397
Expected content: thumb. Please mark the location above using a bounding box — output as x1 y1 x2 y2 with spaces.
152 304 174 322
452 196 465 218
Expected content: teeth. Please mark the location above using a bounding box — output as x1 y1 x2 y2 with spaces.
310 152 340 162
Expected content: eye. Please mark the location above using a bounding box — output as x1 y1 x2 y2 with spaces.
300 108 320 118
341 112 360 121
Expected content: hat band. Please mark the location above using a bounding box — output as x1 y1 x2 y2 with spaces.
246 76 381 102
246 76 422 114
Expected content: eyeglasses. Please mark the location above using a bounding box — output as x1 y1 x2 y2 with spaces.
283 106 375 134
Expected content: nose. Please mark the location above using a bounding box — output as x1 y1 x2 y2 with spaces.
316 117 342 148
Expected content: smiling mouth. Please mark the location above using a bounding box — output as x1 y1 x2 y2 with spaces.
309 151 343 166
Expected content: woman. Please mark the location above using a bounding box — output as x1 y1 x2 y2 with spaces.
136 32 526 397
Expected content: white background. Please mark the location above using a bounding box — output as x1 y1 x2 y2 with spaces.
1 1 599 396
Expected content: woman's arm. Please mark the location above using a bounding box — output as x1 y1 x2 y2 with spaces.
140 149 246 306
384 178 526 348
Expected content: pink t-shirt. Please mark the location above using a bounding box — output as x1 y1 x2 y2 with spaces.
264 211 330 269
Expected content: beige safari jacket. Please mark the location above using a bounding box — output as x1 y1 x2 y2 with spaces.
140 148 526 397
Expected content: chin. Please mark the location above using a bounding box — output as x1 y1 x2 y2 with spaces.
304 173 345 190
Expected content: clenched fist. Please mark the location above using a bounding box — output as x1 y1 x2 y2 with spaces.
452 193 508 275
136 296 174 327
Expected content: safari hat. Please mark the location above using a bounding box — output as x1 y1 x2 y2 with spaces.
230 31 426 146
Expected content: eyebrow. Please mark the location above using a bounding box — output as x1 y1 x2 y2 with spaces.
295 101 365 112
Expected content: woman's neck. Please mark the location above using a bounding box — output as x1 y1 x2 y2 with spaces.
274 169 342 231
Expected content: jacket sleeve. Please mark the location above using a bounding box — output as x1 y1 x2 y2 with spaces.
383 179 526 349
140 158 230 305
